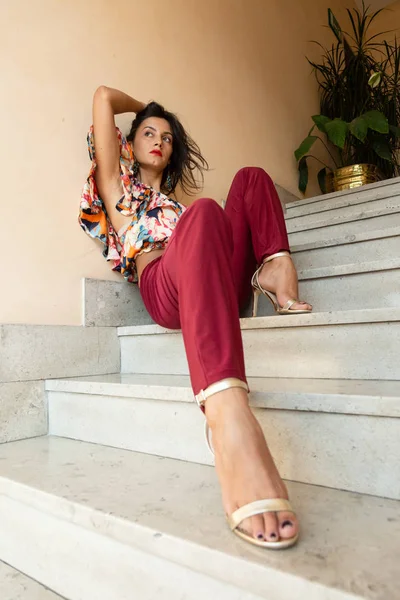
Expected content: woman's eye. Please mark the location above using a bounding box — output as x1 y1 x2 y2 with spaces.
144 131 153 137
163 136 172 143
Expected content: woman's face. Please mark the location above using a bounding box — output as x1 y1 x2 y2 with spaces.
132 117 173 173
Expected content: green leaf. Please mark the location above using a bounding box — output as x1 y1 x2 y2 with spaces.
349 116 368 142
328 8 343 43
294 136 318 162
317 168 327 194
325 118 348 149
308 124 316 136
312 115 331 133
372 139 393 162
389 125 400 138
362 111 389 134
298 156 309 194
368 72 382 88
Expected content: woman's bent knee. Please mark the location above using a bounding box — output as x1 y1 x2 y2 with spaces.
180 197 231 241
192 197 223 212
235 166 272 181
186 197 226 221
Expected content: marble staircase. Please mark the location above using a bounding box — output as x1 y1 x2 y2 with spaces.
1 177 400 600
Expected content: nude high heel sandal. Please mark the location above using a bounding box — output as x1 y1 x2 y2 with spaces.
195 378 299 550
251 251 313 317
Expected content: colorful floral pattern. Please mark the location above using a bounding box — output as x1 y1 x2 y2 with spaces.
79 126 186 283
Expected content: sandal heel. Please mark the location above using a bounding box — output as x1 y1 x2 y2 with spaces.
252 288 261 318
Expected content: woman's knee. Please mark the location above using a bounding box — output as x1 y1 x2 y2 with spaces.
182 197 231 240
235 166 272 183
191 197 224 213
186 197 226 222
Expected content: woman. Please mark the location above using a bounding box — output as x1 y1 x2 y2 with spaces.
79 86 312 550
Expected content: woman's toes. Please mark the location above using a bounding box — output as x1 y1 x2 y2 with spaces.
250 514 266 540
263 512 280 542
278 512 298 540
292 300 312 311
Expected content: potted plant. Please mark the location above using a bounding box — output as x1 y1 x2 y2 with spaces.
295 2 400 194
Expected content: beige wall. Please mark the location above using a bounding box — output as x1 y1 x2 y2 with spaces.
1 0 356 326
370 0 400 37
356 0 397 10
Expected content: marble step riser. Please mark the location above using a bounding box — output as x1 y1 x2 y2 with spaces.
296 268 400 313
285 182 400 219
0 493 266 600
247 267 400 316
288 212 400 246
120 320 399 381
292 234 400 270
286 195 400 234
255 267 399 315
48 391 400 500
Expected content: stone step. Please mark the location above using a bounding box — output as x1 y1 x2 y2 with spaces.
47 374 400 499
288 210 400 246
254 258 400 315
285 176 400 219
0 437 398 600
291 226 400 270
286 194 400 234
295 258 400 313
0 561 63 599
118 308 400 381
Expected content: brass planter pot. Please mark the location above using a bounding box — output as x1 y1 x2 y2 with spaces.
325 164 384 193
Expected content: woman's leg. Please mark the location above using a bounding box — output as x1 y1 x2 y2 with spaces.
140 197 246 395
140 197 298 543
224 167 311 312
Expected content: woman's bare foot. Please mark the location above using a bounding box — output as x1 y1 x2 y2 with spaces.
258 254 312 312
205 388 298 543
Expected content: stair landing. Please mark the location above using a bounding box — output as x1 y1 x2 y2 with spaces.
0 437 398 600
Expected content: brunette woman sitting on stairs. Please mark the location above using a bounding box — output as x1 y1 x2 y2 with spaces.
79 85 312 550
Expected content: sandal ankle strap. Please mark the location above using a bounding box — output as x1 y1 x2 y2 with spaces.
252 251 292 291
262 250 291 265
195 378 249 409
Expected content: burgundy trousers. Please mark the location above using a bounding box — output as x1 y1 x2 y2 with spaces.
139 167 289 395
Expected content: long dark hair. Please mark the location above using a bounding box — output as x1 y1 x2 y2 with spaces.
126 102 209 195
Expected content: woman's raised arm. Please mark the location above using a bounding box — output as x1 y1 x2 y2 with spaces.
92 86 145 201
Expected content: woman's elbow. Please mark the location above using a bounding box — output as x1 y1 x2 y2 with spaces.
94 85 110 101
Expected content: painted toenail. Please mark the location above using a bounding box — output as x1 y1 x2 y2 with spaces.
282 520 293 528
257 533 264 540
269 532 277 539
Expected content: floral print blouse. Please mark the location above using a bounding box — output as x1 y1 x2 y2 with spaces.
79 126 186 283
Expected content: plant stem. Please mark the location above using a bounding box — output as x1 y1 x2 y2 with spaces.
319 137 341 168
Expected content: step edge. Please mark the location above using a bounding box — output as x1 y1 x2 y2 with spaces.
291 226 400 253
287 206 400 234
45 381 400 418
285 177 400 209
285 185 400 220
0 561 66 600
298 257 400 280
117 308 400 336
0 469 364 600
